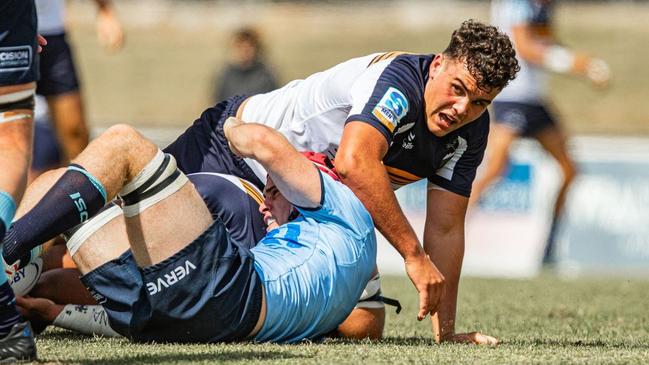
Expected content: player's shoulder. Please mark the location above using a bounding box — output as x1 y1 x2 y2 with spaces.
453 111 490 142
368 52 431 79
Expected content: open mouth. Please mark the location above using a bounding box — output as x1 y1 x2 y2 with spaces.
439 113 456 129
264 215 277 230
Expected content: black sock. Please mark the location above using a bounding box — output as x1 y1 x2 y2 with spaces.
0 282 20 337
2 164 107 264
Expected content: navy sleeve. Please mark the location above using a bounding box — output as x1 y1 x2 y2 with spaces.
345 57 423 145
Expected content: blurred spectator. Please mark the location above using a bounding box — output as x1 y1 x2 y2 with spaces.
471 0 611 265
213 27 279 102
31 0 124 180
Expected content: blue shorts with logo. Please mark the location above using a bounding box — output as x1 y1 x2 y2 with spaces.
0 0 39 86
80 220 263 343
492 101 557 137
36 33 80 96
163 95 264 190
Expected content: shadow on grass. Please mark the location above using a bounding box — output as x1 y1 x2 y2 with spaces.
324 336 435 346
49 351 305 365
506 338 649 350
39 332 309 364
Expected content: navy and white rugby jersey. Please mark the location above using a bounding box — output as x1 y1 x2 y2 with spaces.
187 172 267 248
491 0 554 103
242 52 489 197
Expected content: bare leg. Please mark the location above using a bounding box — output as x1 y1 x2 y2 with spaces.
534 126 577 263
534 126 577 220
0 84 35 203
469 124 518 207
46 91 89 162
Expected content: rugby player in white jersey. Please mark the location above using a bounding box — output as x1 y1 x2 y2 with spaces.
471 0 611 264
4 19 518 344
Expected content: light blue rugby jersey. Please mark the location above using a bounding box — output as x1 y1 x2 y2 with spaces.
251 171 377 343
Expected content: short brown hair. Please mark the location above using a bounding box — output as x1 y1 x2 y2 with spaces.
443 19 519 92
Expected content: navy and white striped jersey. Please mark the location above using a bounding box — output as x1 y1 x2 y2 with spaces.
242 52 489 197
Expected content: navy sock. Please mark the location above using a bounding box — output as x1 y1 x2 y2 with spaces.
2 164 107 264
0 282 20 337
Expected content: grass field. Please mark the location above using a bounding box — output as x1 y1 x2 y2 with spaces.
35 274 649 364
65 1 649 135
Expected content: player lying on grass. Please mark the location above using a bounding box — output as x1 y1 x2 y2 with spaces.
4 19 516 344
3 117 377 343
16 170 389 340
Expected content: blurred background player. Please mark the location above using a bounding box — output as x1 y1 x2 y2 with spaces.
213 27 279 102
470 0 611 265
0 0 44 361
31 0 124 180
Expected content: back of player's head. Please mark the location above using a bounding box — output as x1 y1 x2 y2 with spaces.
443 19 520 92
301 151 341 182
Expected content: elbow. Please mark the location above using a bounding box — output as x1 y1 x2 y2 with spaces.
335 151 366 185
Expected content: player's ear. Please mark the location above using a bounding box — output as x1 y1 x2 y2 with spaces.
429 54 445 78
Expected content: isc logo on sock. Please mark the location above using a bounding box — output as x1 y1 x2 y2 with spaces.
146 260 197 296
69 192 89 222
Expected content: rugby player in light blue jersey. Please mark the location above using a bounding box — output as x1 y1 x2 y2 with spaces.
471 0 611 264
15 169 387 340
3 117 376 344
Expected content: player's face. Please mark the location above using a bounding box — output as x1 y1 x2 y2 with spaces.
260 176 293 232
423 54 500 137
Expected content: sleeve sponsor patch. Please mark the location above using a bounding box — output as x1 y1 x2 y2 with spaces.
372 87 409 133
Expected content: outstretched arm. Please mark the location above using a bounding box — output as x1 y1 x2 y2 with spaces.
223 117 321 208
424 188 497 345
336 122 445 321
511 23 610 87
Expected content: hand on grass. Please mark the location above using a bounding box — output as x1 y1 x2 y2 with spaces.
16 296 63 324
442 332 499 346
404 252 445 321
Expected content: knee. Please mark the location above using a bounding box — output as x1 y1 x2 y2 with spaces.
562 161 578 186
101 124 153 152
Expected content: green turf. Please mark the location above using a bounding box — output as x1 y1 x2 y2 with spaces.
34 274 649 364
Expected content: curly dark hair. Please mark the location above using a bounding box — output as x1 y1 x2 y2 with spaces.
443 19 520 92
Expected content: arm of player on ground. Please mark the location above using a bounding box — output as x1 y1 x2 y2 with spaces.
223 117 321 209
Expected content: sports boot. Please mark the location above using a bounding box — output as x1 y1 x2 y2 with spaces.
0 321 36 363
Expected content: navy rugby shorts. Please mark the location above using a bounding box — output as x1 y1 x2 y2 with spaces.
163 95 265 190
0 0 39 86
32 120 62 170
36 33 80 96
80 220 263 343
492 101 557 138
